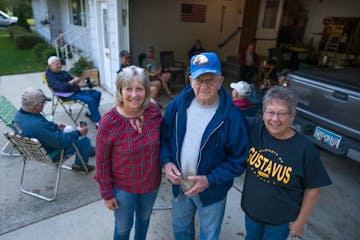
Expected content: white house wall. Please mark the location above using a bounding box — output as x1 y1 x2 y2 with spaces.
32 0 51 41
303 0 360 53
131 0 244 65
47 0 62 40
108 0 120 94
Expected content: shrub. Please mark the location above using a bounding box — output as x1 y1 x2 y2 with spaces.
14 34 43 49
8 25 28 40
33 43 50 60
40 47 57 65
69 55 94 77
69 63 83 76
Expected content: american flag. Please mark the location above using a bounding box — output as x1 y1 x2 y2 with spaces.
181 4 207 22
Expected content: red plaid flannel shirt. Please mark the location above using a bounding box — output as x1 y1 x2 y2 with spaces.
95 104 162 200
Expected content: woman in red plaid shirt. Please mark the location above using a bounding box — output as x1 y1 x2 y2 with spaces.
95 65 162 240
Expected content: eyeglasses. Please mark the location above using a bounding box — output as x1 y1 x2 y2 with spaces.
193 77 220 87
264 111 291 119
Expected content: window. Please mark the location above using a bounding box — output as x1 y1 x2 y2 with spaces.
69 0 87 27
262 0 279 29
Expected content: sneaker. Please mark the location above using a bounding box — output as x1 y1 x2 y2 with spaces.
71 164 95 174
90 150 96 157
84 112 92 120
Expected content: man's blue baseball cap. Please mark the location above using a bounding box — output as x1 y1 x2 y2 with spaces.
190 52 221 79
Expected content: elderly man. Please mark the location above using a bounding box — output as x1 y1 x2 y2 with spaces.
46 56 101 127
160 52 249 240
12 87 95 173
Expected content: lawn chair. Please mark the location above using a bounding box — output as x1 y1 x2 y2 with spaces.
0 96 20 156
160 51 186 88
4 132 88 201
41 74 86 125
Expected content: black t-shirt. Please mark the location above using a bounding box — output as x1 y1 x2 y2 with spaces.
241 118 331 225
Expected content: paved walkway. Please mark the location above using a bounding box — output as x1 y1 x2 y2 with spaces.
0 72 326 240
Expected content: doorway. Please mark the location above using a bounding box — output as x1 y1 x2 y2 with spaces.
100 2 111 91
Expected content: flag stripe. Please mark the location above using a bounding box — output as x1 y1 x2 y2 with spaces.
181 4 207 22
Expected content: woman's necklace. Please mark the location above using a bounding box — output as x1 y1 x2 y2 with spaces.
117 106 144 134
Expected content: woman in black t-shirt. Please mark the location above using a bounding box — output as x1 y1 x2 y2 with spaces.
241 86 331 240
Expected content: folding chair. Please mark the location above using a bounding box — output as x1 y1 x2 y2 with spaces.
4 132 88 201
159 51 186 88
0 96 20 156
41 74 86 125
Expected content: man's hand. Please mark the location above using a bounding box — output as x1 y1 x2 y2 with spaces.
104 198 118 211
69 77 81 86
78 81 87 87
76 125 88 136
164 162 182 185
185 175 209 197
57 123 65 130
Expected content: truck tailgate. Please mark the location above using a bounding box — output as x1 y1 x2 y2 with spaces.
287 69 360 142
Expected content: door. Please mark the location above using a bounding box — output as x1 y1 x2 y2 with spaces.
100 3 111 91
255 0 284 56
239 0 261 53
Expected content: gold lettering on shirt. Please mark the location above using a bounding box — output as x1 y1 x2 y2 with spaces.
247 148 292 185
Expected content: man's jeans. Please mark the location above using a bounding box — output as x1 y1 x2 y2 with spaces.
63 137 93 166
70 89 101 122
172 191 226 240
245 214 290 240
113 187 159 240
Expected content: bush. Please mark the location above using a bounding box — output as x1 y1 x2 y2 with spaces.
69 55 94 77
33 42 50 60
14 34 43 49
8 25 28 40
40 47 57 65
69 63 83 76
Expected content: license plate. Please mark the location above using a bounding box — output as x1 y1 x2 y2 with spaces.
313 126 342 149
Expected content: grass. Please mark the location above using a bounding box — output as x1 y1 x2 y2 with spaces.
27 19 35 26
0 30 46 75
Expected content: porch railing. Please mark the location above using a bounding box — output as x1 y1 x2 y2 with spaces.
51 31 87 66
218 26 241 49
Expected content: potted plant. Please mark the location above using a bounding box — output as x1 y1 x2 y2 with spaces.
69 56 99 86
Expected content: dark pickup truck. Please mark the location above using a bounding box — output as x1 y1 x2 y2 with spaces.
286 68 360 163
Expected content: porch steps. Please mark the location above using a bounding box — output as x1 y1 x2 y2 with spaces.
222 55 240 83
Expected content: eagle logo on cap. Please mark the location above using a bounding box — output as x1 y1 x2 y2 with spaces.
193 54 208 66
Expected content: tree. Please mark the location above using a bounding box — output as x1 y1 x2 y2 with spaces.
0 0 33 19
16 5 31 31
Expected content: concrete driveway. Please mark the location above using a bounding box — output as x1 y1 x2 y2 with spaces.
0 72 359 240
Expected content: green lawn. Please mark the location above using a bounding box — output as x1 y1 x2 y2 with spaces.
0 30 46 75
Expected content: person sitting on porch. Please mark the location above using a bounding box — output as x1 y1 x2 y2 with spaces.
46 56 102 127
142 46 175 99
117 50 162 108
188 39 206 59
12 87 95 174
239 43 260 83
116 50 132 74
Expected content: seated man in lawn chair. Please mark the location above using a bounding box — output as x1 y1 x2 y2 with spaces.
12 87 95 174
46 56 101 128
